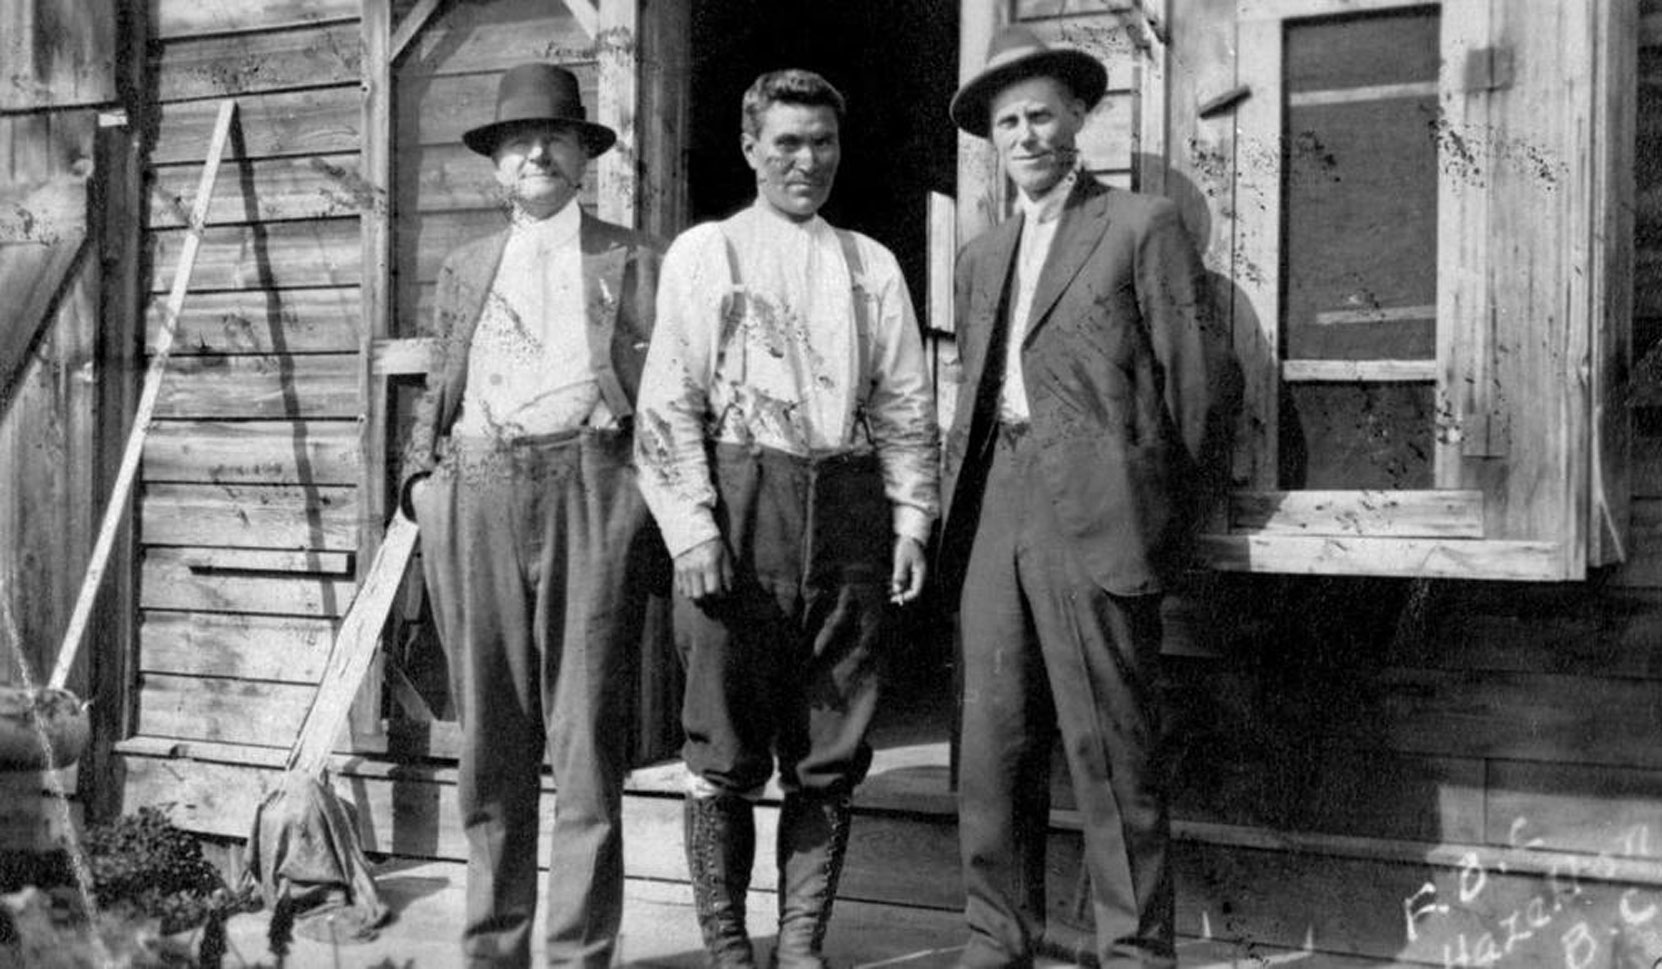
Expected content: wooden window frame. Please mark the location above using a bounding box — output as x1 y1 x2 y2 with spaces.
1196 0 1625 581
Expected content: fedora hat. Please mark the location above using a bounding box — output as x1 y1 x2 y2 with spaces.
462 62 618 158
949 25 1108 138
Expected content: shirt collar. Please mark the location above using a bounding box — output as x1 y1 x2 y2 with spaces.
509 194 582 249
1017 169 1077 227
750 197 829 238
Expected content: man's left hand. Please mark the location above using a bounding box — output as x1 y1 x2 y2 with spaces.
889 536 927 606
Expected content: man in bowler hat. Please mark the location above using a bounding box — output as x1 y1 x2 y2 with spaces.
400 62 666 968
939 27 1239 969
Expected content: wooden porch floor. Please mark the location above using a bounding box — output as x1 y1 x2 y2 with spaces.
212 860 1410 969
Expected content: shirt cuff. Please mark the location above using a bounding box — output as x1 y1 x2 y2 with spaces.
892 505 933 547
660 507 722 559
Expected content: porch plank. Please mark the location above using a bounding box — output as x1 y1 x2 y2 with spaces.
140 482 357 549
140 547 356 616
149 218 362 291
153 23 362 101
149 156 373 227
150 0 359 40
134 674 317 748
138 611 335 683
141 419 361 485
153 353 359 419
153 86 362 164
146 287 361 355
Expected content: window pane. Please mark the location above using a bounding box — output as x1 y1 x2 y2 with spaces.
1282 9 1439 362
1280 383 1435 490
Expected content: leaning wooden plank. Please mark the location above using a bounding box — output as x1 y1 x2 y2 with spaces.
49 100 237 693
135 674 317 748
150 0 359 41
152 353 360 420
141 420 361 485
289 515 418 774
1228 489 1484 538
149 155 372 227
141 482 357 550
149 219 362 292
154 24 362 101
146 287 361 355
153 87 360 164
140 547 356 617
139 611 336 683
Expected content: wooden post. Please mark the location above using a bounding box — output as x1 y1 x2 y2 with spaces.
86 0 148 822
637 0 689 240
596 0 639 228
956 0 1007 246
352 0 394 746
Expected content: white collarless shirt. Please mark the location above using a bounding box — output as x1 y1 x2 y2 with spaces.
452 198 608 439
1000 171 1076 424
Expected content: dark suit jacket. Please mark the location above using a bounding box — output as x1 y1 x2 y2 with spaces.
939 178 1239 597
399 211 665 513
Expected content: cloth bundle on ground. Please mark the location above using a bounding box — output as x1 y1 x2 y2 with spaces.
245 771 389 943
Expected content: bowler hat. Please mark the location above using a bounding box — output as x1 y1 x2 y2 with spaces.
462 62 618 158
949 25 1108 138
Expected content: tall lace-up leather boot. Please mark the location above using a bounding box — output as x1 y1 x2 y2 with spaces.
685 793 759 968
771 792 853 969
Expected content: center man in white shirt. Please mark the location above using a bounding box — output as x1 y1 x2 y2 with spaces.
634 69 939 969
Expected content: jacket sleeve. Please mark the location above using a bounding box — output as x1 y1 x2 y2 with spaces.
1136 199 1242 501
397 256 461 520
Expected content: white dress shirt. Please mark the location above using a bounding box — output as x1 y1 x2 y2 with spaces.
635 201 940 557
451 197 609 438
1000 171 1077 424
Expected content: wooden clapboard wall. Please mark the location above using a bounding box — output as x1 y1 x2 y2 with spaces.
1129 0 1662 961
135 0 367 752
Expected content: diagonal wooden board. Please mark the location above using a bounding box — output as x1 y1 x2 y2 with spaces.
288 513 419 776
0 178 88 399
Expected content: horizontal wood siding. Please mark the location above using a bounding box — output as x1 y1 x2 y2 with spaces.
131 8 367 756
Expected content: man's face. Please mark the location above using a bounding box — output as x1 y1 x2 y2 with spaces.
988 75 1086 199
492 123 587 217
743 102 841 221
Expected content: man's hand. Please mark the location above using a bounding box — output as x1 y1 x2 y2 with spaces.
889 536 927 606
675 537 733 602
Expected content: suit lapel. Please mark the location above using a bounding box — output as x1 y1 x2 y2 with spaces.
581 213 627 336
962 215 1022 396
1022 178 1111 347
453 229 508 348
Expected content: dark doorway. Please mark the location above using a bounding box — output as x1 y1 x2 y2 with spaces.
686 1 960 313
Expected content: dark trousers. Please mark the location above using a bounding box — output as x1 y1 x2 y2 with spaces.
956 426 1174 969
414 430 656 969
676 444 890 796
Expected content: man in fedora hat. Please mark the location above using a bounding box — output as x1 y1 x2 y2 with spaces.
635 68 938 969
939 25 1239 969
400 61 667 969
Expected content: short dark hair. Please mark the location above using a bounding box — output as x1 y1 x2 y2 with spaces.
741 69 846 138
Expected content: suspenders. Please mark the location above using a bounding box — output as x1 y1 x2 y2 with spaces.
716 225 875 447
